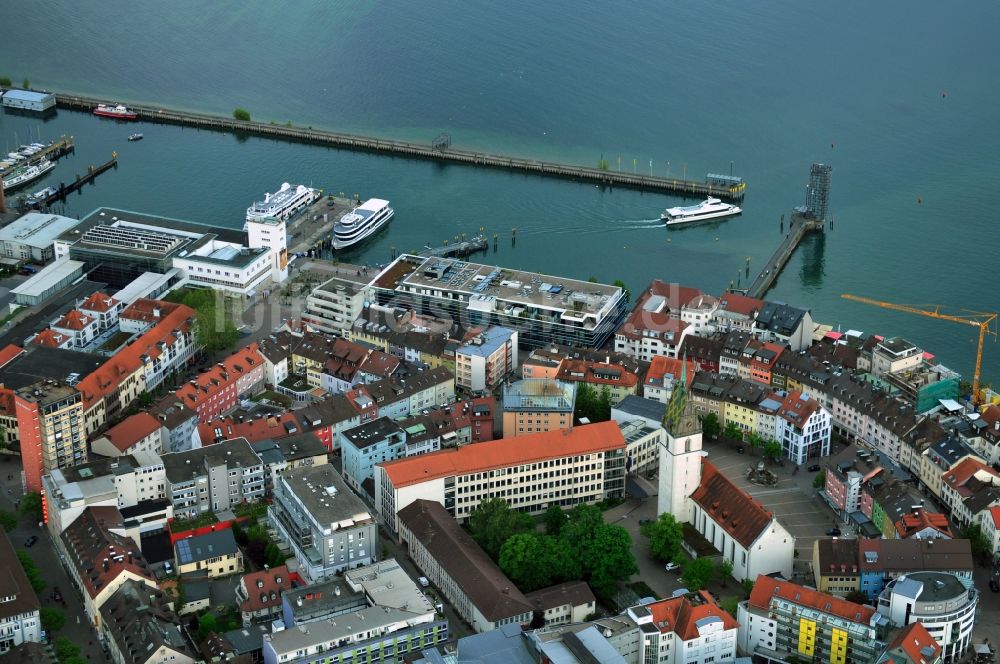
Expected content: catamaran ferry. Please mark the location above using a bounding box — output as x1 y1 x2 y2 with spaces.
333 198 394 250
246 183 319 223
661 197 742 226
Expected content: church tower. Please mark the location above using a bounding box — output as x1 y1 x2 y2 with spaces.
657 357 704 522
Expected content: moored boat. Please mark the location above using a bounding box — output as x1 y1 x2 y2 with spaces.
2 159 55 192
93 104 138 120
333 198 394 250
127 133 144 141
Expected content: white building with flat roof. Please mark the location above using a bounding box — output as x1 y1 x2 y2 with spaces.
0 212 81 263
11 258 85 306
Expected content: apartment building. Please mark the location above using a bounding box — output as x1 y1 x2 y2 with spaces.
364 366 456 420
236 565 292 626
876 572 977 663
738 575 887 664
940 456 1000 527
339 417 411 492
301 275 370 334
712 292 763 333
161 437 265 518
175 343 266 423
369 254 629 349
262 558 447 664
643 355 694 404
555 357 640 404
775 391 831 464
455 325 518 392
268 465 377 583
61 507 157 629
376 421 627 533
501 378 576 437
0 532 41 654
99 580 195 664
13 381 86 493
626 591 738 664
91 411 165 457
175 529 243 578
753 301 813 351
296 388 378 451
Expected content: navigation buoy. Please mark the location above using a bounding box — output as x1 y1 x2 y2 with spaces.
831 141 835 148
941 91 948 98
918 197 922 204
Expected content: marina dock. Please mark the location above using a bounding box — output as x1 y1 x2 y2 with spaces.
745 213 824 298
54 93 747 200
0 136 75 179
421 235 490 259
33 154 119 208
284 194 356 256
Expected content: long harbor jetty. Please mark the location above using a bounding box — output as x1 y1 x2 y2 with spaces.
55 93 747 199
745 213 824 298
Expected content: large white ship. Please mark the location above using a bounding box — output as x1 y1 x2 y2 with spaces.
661 197 742 226
333 198 394 250
2 159 55 192
246 183 319 223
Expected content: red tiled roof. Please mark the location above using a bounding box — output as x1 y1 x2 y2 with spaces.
61 507 153 600
885 622 941 664
0 344 24 368
80 291 120 313
748 575 875 624
238 565 291 614
690 460 774 548
776 391 821 426
198 411 302 445
943 457 1000 497
77 301 195 408
359 350 400 378
647 591 739 641
556 359 639 388
380 421 626 489
617 307 689 341
176 343 264 411
644 356 695 388
648 281 705 310
894 508 952 539
54 309 94 331
717 292 764 317
990 505 1000 529
102 412 162 452
31 329 71 348
120 298 183 324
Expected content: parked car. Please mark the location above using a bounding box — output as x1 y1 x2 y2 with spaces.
418 576 430 588
664 562 681 573
826 528 841 536
163 560 174 575
23 535 38 547
736 446 744 454
808 464 821 472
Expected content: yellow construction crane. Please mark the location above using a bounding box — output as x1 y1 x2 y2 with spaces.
841 294 998 406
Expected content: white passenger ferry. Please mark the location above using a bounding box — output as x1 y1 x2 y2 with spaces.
333 198 394 250
246 182 319 223
661 197 742 226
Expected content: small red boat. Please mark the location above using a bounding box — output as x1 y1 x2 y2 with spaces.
93 103 138 120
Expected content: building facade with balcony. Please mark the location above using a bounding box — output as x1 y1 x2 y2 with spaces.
161 437 265 518
268 465 377 583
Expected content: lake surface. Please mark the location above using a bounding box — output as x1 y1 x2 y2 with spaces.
2 0 998 380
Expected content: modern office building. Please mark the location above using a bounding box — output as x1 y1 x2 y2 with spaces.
501 378 576 437
738 575 888 664
376 421 627 533
369 254 629 349
875 572 977 663
268 465 378 583
302 275 370 334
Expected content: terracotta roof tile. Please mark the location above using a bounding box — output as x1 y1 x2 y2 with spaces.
198 411 302 445
102 412 162 452
0 344 24 368
54 309 94 331
645 356 695 388
884 622 941 664
690 460 774 548
556 358 639 388
380 421 626 489
894 508 952 539
238 565 292 614
748 575 875 624
716 292 764 317
175 343 264 412
647 591 739 641
31 329 71 348
80 291 120 313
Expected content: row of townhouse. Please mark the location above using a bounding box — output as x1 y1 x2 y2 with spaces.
174 342 266 423
686 370 832 464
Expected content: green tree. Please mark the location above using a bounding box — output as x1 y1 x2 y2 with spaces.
17 550 46 592
499 533 578 591
613 279 630 301
595 386 613 422
583 524 638 599
717 559 734 586
575 383 597 422
700 412 721 440
741 578 755 598
723 422 742 441
165 288 240 353
233 107 251 121
54 636 80 660
197 612 219 639
747 432 763 454
0 76 12 87
641 512 684 562
763 440 782 461
468 498 534 560
813 470 826 489
0 509 16 532
22 77 29 90
588 276 599 283
41 606 66 633
543 504 567 536
681 557 715 591
20 491 43 522
961 524 992 559
720 596 740 616
560 504 605 553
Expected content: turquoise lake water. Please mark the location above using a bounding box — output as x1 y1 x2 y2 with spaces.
1 0 999 379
